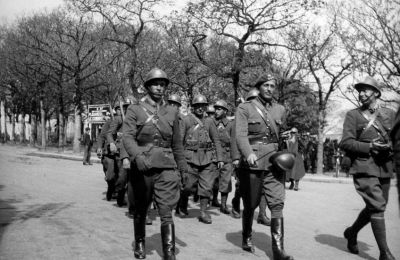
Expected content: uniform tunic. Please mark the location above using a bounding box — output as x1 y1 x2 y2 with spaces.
340 106 395 213
213 117 234 193
235 97 287 218
179 114 224 198
96 119 116 180
122 96 185 224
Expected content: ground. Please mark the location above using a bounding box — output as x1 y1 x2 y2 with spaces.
0 144 399 260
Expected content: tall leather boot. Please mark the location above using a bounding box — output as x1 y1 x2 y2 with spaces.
231 185 241 218
344 208 370 254
106 180 115 201
242 209 254 253
177 193 189 217
161 224 176 260
271 218 293 260
133 217 146 259
288 180 294 190
370 216 396 260
220 192 231 214
293 180 299 191
211 188 221 207
198 197 212 224
257 196 271 226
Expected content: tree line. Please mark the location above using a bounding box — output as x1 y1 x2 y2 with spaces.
0 0 398 172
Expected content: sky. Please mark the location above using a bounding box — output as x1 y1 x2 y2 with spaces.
0 0 63 25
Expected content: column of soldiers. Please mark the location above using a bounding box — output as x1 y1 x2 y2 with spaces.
94 68 396 260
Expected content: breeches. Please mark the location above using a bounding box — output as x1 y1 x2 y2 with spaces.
131 167 181 225
102 155 118 181
238 168 285 218
214 162 233 193
353 175 391 216
182 163 218 198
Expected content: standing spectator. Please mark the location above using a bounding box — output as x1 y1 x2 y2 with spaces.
340 76 396 260
82 127 93 165
286 128 306 191
235 74 294 259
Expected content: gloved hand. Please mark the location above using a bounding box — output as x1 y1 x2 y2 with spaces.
232 159 239 168
122 158 131 169
247 153 258 167
109 142 117 153
135 154 148 172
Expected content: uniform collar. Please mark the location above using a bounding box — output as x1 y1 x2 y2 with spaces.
215 117 228 126
143 95 164 108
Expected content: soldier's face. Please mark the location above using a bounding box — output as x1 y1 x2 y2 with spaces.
214 107 227 119
193 104 207 117
147 79 167 101
358 86 378 106
259 80 276 102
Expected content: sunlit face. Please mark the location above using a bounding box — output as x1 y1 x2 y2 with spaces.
357 85 378 106
259 80 276 102
193 103 207 117
147 79 167 101
214 106 227 120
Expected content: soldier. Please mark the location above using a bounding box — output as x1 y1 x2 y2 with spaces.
340 76 396 260
122 68 185 260
177 94 224 224
235 74 294 259
211 100 234 214
167 94 182 110
96 115 116 201
206 104 216 117
82 127 93 165
390 105 400 209
107 103 130 206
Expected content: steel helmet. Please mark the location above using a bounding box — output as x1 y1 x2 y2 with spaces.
269 152 295 171
144 68 169 87
290 127 298 133
192 94 208 105
246 88 259 101
168 94 182 106
214 100 228 111
206 105 215 114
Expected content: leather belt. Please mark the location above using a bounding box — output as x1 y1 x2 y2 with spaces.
138 139 172 148
249 136 278 145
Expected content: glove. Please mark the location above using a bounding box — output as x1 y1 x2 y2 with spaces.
109 142 117 153
135 154 149 172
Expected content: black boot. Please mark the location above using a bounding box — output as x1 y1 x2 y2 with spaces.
293 180 299 191
231 188 241 219
198 197 212 224
344 208 370 254
133 217 146 259
177 193 189 217
242 209 254 253
271 218 293 260
106 180 115 201
220 192 231 214
257 196 271 226
211 189 221 207
161 224 176 260
370 217 396 260
117 188 126 207
288 180 294 190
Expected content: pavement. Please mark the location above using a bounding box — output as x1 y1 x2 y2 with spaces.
0 144 399 260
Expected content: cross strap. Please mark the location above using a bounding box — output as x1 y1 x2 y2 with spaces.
250 100 280 141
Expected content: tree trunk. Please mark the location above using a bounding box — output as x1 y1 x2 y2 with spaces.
316 111 325 174
0 99 6 143
58 113 65 152
73 105 82 153
10 113 15 143
20 113 26 143
30 114 37 146
40 99 46 149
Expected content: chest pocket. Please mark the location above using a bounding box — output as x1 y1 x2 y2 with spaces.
248 119 262 135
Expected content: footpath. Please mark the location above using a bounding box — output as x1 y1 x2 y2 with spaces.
25 146 357 185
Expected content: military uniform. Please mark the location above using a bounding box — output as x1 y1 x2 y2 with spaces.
340 76 396 260
178 112 224 223
390 105 400 209
235 94 293 259
96 118 117 201
123 94 184 259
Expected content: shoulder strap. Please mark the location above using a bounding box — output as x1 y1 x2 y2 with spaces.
251 100 280 140
358 109 378 139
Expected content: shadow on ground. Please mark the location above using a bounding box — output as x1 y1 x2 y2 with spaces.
0 185 18 245
315 233 375 260
226 230 273 258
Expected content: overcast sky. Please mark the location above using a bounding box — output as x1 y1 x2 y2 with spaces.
0 0 63 25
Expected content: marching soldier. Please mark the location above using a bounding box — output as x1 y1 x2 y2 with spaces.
122 68 185 260
177 94 224 224
235 74 294 260
340 76 396 260
212 100 234 214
